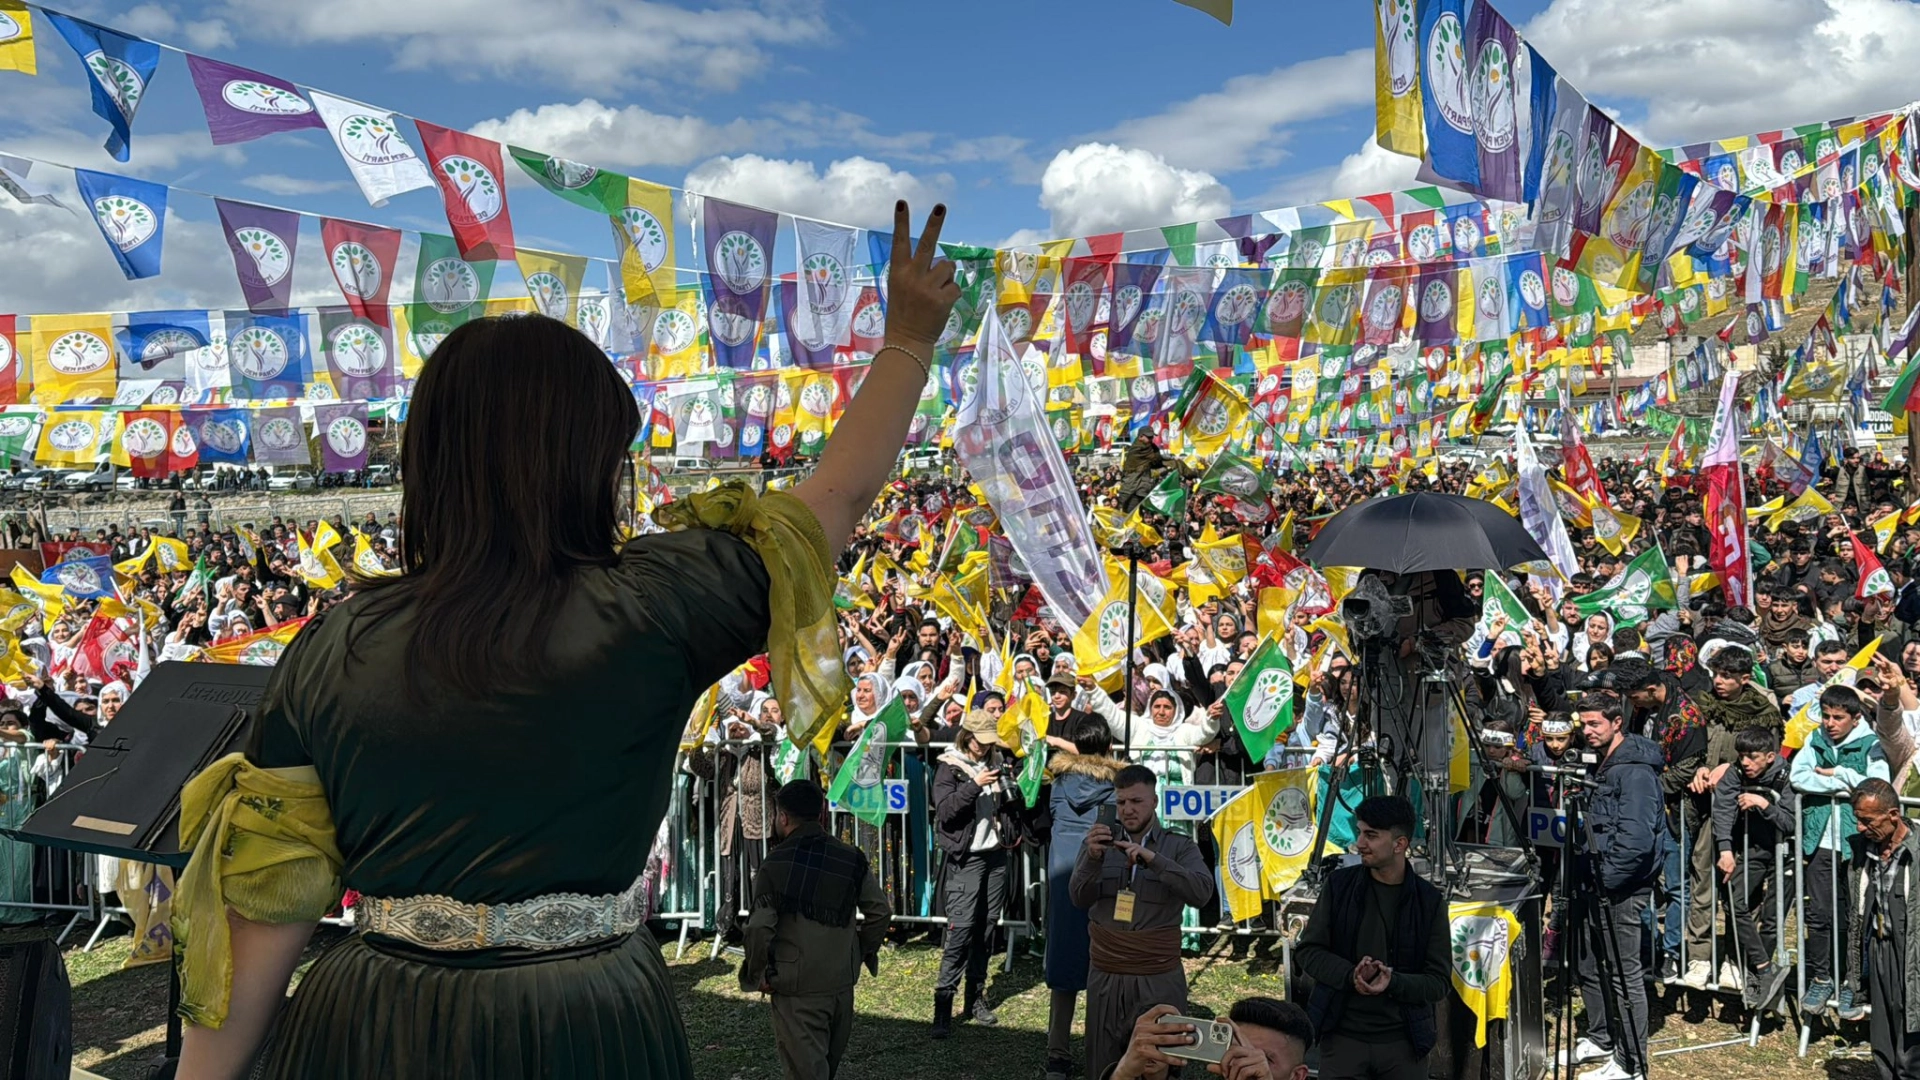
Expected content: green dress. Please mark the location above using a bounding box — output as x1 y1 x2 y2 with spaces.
251 530 771 1079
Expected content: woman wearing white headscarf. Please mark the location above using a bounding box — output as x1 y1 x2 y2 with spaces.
839 670 902 912
708 688 775 942
1072 680 1217 787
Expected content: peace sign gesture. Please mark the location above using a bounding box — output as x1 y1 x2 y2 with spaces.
886 202 962 348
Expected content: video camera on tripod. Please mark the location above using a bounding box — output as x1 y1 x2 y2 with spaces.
1339 575 1413 642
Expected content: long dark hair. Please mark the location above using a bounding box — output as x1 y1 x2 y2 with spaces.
353 315 639 700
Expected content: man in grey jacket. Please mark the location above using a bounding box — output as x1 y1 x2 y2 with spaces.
1711 726 1796 1011
742 780 892 1080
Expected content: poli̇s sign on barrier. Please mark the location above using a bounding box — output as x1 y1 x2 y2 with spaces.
831 779 909 817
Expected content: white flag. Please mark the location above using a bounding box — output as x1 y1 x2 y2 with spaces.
954 307 1105 628
0 155 71 213
791 218 859 356
309 91 435 208
1514 422 1581 594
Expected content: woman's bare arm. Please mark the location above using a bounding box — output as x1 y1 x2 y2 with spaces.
176 913 314 1080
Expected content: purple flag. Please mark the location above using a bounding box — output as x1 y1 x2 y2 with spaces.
780 280 835 370
251 406 311 467
316 402 371 473
701 197 777 370
1467 5 1523 203
1415 266 1459 348
186 54 322 145
1107 261 1164 354
217 199 301 313
318 306 398 401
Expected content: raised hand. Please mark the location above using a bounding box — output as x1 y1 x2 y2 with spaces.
885 202 961 348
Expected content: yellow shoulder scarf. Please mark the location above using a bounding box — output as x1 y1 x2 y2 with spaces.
654 481 851 749
171 753 343 1029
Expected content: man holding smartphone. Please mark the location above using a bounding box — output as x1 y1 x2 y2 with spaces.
1293 795 1449 1080
1071 765 1216 1080
1108 1000 1314 1080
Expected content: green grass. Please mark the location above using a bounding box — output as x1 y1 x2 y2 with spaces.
65 923 1885 1079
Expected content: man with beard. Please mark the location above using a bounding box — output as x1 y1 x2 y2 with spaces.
1613 656 1708 985
741 780 891 1080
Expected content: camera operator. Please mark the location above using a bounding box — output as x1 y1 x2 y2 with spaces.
929 711 1013 1038
1564 691 1665 1080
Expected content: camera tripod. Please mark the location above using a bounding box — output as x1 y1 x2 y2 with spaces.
1551 783 1651 1079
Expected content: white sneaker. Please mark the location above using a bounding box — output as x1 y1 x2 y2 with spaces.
1558 1037 1609 1066
1718 961 1744 990
1683 959 1712 989
1581 1060 1645 1080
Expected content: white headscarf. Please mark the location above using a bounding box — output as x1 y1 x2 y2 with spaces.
850 671 896 728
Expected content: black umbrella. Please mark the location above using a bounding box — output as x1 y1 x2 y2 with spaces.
1303 492 1548 574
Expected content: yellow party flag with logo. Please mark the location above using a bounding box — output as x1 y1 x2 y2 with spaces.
1248 769 1320 893
1189 526 1247 607
11 565 62 618
0 589 35 634
650 288 707 379
295 528 345 590
1072 569 1174 678
35 409 110 466
1874 508 1903 553
351 528 396 578
1766 487 1834 531
1256 587 1298 641
613 176 676 304
0 2 35 74
115 536 190 577
999 682 1050 758
1211 786 1273 922
1588 499 1642 557
514 247 589 326
1449 901 1524 1047
28 315 117 404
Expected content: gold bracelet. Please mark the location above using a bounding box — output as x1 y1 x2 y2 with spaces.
874 343 930 380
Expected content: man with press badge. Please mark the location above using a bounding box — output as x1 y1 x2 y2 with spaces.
1071 764 1216 1080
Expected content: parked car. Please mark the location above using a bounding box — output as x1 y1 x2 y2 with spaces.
267 469 316 491
61 464 117 492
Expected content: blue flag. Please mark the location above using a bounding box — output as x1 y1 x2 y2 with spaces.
1417 0 1479 189
1506 253 1549 330
47 13 161 163
119 310 212 378
191 407 252 465
223 312 312 400
42 555 116 600
75 169 167 280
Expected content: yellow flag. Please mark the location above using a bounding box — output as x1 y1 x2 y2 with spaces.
513 247 589 325
1448 901 1524 1047
1072 570 1173 678
1256 587 1298 641
1786 636 1883 750
1274 511 1296 554
351 529 396 578
650 288 707 379
1212 786 1273 923
1000 683 1049 758
1248 769 1320 893
1190 526 1247 606
1588 499 1642 557
1374 0 1425 158
613 177 676 304
28 315 117 404
295 528 345 589
10 565 62 618
1766 487 1834 532
0 589 34 633
0 2 36 75
35 410 111 466
1874 508 1902 553
682 683 718 752
115 536 190 577
1450 714 1472 793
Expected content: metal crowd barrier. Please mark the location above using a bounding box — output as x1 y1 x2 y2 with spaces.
0 743 107 944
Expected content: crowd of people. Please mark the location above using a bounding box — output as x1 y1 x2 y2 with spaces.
703 428 1920 1080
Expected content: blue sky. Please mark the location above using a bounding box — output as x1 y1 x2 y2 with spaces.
0 0 1913 314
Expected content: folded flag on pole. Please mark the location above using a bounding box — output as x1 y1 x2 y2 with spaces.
827 696 908 828
1197 446 1269 500
1478 572 1534 642
1144 471 1188 519
1223 636 1296 765
1853 530 1894 599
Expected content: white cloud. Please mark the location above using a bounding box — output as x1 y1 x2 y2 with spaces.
213 0 827 93
681 155 948 229
116 3 235 52
1259 139 1424 209
1099 50 1375 174
242 174 351 197
468 99 766 170
1035 143 1231 238
1525 0 1920 146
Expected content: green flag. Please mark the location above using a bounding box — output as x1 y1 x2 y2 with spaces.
827 697 907 828
408 232 499 335
177 553 213 606
1016 738 1049 808
1881 354 1920 415
1223 636 1295 766
768 737 807 786
1144 471 1188 519
509 146 627 214
1197 447 1270 500
0 410 37 465
1572 545 1677 624
1478 572 1534 642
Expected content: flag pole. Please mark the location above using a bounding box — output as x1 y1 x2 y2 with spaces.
1123 543 1140 756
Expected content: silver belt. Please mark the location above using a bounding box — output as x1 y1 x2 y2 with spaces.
358 875 647 952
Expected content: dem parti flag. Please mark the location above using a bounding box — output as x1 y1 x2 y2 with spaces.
185 54 321 145
309 91 435 208
1701 369 1753 608
74 169 165 280
702 198 777 370
415 121 517 262
321 218 402 324
827 695 908 827
1224 635 1296 764
316 403 371 473
47 12 160 162
216 199 301 313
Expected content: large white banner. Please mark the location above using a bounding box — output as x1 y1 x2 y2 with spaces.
954 307 1104 628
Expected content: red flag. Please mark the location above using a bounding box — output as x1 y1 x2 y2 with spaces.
847 286 885 357
40 541 111 568
1701 371 1753 609
1854 530 1895 599
1559 409 1608 508
413 121 517 261
73 615 138 683
320 218 404 325
0 315 16 406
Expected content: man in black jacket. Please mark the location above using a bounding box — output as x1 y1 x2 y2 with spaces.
1711 726 1796 1011
1294 795 1449 1080
1566 691 1665 1080
929 710 1010 1038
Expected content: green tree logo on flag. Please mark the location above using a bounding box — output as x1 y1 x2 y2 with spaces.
1225 636 1295 764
